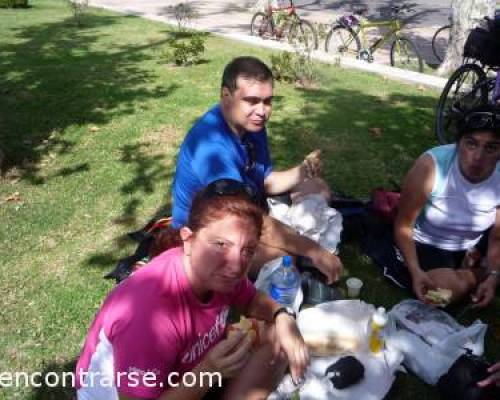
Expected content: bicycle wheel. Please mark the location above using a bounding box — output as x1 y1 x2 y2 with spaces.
288 19 318 51
435 63 488 144
390 36 423 72
324 24 360 57
251 12 272 38
431 25 451 63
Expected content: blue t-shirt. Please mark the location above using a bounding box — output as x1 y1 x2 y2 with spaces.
171 105 273 227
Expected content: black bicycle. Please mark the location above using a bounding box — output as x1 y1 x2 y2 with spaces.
431 23 451 63
435 17 500 144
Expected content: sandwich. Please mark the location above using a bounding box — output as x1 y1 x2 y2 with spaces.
425 288 453 307
227 316 260 347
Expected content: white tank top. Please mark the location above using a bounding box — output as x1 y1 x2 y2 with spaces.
414 144 500 251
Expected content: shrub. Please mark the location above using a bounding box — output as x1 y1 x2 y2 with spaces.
0 0 28 8
271 50 319 87
165 33 206 66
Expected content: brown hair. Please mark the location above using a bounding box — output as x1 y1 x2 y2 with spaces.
221 56 273 94
148 191 263 258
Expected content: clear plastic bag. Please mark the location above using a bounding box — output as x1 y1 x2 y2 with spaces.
386 300 487 385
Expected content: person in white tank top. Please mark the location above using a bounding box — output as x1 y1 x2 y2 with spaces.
394 104 500 306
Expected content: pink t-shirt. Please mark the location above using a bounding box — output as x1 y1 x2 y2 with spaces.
75 247 256 399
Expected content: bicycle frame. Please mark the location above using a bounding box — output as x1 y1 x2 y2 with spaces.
354 18 403 54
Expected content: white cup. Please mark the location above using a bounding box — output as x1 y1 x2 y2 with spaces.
346 277 363 298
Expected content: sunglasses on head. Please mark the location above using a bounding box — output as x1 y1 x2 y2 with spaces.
463 111 500 133
203 179 259 204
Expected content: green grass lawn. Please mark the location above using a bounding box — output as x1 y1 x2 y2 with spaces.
1 1 499 399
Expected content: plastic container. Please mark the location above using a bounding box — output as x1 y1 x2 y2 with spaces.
369 307 388 353
346 277 363 298
270 255 300 307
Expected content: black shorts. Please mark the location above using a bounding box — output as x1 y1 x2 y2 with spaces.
362 224 490 291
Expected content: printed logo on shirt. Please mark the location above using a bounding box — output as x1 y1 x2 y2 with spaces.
180 307 229 365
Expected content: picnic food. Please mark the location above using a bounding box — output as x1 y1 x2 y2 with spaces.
425 288 452 307
227 316 260 347
302 332 359 357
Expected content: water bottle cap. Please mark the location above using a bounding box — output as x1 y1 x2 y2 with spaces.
373 307 388 326
283 255 292 267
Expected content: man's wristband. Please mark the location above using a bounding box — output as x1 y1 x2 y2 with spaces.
272 307 296 321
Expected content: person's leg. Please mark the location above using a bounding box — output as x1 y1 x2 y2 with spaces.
415 242 479 303
222 324 287 400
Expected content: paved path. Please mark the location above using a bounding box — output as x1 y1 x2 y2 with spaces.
89 0 452 88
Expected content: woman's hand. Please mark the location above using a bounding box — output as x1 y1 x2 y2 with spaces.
272 313 309 385
477 361 500 387
411 269 435 302
472 275 498 307
200 331 252 378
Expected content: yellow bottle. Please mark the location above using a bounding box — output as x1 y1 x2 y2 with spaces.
369 307 388 354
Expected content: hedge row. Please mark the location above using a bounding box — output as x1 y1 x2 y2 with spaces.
0 0 29 7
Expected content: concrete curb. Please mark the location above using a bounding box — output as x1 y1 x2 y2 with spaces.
89 1 448 91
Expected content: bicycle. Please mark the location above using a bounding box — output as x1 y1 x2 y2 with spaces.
250 0 318 51
324 5 423 73
435 17 500 144
431 21 451 63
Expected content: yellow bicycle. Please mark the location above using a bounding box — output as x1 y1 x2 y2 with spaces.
325 5 423 72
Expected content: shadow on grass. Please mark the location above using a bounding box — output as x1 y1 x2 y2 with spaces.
31 359 76 400
0 13 175 183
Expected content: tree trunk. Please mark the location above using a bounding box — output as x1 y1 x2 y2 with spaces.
437 0 495 76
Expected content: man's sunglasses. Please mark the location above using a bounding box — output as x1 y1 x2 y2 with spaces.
203 179 260 205
463 111 500 133
242 138 256 172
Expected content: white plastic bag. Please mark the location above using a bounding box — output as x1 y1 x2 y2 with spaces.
386 299 487 385
268 301 403 400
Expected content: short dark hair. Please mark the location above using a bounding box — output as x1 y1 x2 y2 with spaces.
221 56 273 93
456 104 500 141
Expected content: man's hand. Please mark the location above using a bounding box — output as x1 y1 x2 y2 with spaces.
302 150 322 179
272 314 309 385
201 331 252 378
472 275 497 308
411 269 435 302
478 361 500 387
310 248 342 284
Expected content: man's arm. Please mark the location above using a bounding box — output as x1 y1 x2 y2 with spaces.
263 150 322 195
264 166 307 195
394 154 435 301
257 214 342 284
473 208 500 307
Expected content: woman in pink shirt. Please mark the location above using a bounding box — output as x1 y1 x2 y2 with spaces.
76 179 309 400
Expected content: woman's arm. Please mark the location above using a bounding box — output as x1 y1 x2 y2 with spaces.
394 154 435 301
119 332 252 400
473 208 500 307
241 292 309 384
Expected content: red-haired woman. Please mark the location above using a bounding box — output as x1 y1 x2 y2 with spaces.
75 179 308 400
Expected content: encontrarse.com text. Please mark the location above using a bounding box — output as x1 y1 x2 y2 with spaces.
0 371 222 389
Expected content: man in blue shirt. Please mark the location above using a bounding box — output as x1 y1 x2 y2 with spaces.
172 56 342 283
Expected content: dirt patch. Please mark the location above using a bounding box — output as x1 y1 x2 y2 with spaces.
140 124 180 158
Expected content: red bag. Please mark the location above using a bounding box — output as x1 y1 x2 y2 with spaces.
371 188 400 223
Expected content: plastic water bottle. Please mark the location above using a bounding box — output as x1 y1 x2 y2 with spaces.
369 307 388 354
270 255 300 307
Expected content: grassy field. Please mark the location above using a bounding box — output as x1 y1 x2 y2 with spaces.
1 1 499 399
